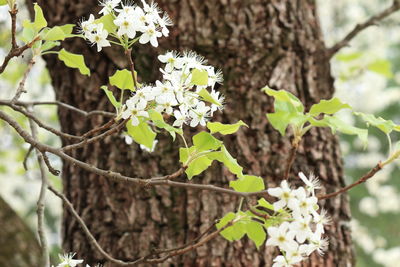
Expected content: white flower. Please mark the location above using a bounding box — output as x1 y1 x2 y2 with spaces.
155 93 178 115
267 180 296 211
298 172 321 195
189 101 210 127
210 89 224 115
207 67 223 88
131 88 153 104
272 256 292 267
158 51 184 73
290 215 313 243
79 14 96 35
88 24 111 52
99 0 121 15
57 253 83 267
312 209 331 234
288 187 318 217
139 23 162 47
124 135 133 145
157 13 173 37
305 231 329 256
122 98 149 126
173 107 187 127
266 222 297 251
140 139 158 152
114 14 138 38
182 51 207 69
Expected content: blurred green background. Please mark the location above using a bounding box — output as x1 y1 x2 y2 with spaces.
0 0 399 266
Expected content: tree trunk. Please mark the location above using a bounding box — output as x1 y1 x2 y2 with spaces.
28 0 354 266
0 195 41 266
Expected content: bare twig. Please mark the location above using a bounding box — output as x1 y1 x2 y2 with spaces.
0 36 40 75
327 1 400 58
283 143 298 180
11 57 36 104
23 145 34 170
62 119 127 151
7 103 82 140
48 185 137 266
10 5 18 49
0 109 274 199
318 163 383 200
48 184 235 266
0 100 115 118
28 118 50 267
125 48 138 90
82 119 115 138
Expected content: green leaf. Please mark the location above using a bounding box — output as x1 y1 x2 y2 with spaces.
193 132 222 152
191 68 208 86
21 23 36 43
58 49 90 76
179 147 213 179
198 88 222 106
323 115 368 147
95 14 117 33
126 118 157 150
335 52 363 62
245 221 266 249
44 26 66 41
354 112 397 134
207 146 243 177
33 3 47 31
207 120 248 135
257 198 274 211
309 97 351 116
262 87 304 113
100 86 121 109
59 24 75 35
109 69 134 91
0 0 7 6
148 109 183 140
216 212 246 241
230 175 265 193
367 59 393 78
41 41 60 52
266 111 308 136
216 212 236 229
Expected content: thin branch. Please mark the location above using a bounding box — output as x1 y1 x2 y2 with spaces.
10 5 18 49
62 119 127 151
152 221 217 255
7 103 82 140
144 222 235 264
283 143 298 180
47 185 137 266
0 109 274 200
0 36 40 74
41 152 60 176
81 119 116 138
11 57 36 104
28 119 50 267
125 48 138 90
327 1 400 58
48 184 235 266
318 163 383 200
23 145 34 171
0 100 115 118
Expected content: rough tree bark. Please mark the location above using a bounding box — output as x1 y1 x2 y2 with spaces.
0 196 41 266
28 0 354 266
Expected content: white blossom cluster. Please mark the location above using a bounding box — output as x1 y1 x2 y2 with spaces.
266 173 330 267
53 253 98 267
79 0 172 51
121 51 224 127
